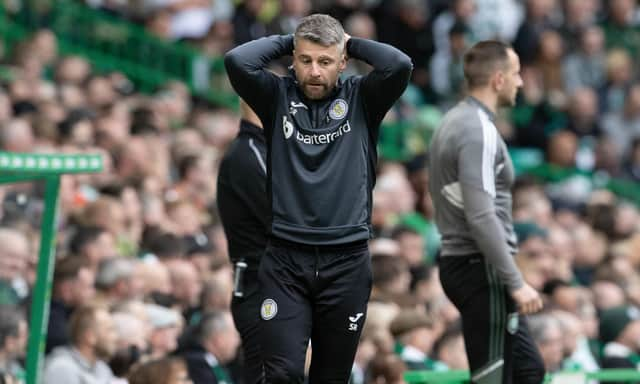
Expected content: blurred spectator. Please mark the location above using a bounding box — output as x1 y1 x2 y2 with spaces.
146 304 183 360
601 0 640 57
0 119 35 153
600 49 634 114
46 257 95 354
591 279 626 311
68 225 117 271
514 221 555 290
0 306 27 381
343 12 377 76
536 29 566 100
368 353 407 384
599 305 640 370
0 228 31 306
109 311 149 377
552 310 599 372
79 197 128 246
169 260 203 315
431 0 475 53
389 309 446 371
135 259 173 304
572 224 608 286
559 0 599 52
511 65 565 149
528 313 565 373
468 0 523 42
54 56 92 85
232 0 268 45
181 310 239 384
563 25 606 94
43 305 117 384
267 0 310 35
430 21 469 108
371 254 411 299
623 137 640 182
94 258 142 306
513 0 559 64
546 130 578 168
170 153 217 210
376 0 433 95
128 357 193 384
433 320 467 370
351 328 377 384
144 231 188 262
602 83 640 157
593 136 623 177
392 225 426 268
566 87 601 139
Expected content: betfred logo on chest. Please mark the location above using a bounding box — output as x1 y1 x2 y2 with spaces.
282 116 352 145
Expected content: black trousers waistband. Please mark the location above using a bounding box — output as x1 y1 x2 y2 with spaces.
268 236 368 253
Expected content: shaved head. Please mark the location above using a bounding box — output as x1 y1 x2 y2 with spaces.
463 40 511 89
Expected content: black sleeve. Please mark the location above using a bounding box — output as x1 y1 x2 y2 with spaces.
346 37 413 128
224 35 294 129
185 355 218 384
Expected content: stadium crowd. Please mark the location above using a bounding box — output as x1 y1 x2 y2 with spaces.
2 0 640 383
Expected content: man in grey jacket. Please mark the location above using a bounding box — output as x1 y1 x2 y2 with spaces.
43 305 117 384
428 40 545 384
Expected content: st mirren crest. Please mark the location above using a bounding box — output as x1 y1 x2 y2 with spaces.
329 99 348 120
283 116 294 139
261 299 278 320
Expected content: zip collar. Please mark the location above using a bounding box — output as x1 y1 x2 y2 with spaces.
466 96 497 122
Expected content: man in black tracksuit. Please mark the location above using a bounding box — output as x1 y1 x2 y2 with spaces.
224 13 412 384
217 100 268 384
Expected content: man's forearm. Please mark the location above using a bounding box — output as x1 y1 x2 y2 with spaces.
347 37 412 125
462 184 524 291
346 37 412 75
224 35 294 111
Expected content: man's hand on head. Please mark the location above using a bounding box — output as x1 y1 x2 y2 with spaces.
344 33 351 60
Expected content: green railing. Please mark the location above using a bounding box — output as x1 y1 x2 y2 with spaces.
405 368 640 383
1 0 238 109
0 152 103 384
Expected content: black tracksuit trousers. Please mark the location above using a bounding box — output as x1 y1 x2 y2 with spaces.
231 264 265 384
439 254 545 384
258 238 372 384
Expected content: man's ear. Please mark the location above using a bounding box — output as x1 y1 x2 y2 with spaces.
85 328 97 346
339 54 348 72
493 71 505 91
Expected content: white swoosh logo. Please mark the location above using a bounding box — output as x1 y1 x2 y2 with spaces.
291 101 308 109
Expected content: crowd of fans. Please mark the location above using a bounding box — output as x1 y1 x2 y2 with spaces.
1 0 640 383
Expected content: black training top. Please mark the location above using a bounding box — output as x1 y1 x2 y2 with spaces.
224 34 412 245
217 120 268 263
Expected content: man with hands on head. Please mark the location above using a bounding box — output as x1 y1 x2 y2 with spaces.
224 13 412 384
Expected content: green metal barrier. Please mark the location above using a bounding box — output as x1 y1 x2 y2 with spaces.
0 0 238 109
405 368 640 383
0 152 103 384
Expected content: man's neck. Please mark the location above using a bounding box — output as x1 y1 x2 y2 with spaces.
467 88 498 115
75 344 97 365
0 351 9 369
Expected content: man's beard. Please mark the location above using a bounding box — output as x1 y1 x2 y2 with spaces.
95 343 115 361
498 90 517 107
303 81 329 99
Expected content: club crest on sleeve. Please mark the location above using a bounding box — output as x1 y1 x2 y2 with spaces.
261 298 278 320
329 99 348 120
